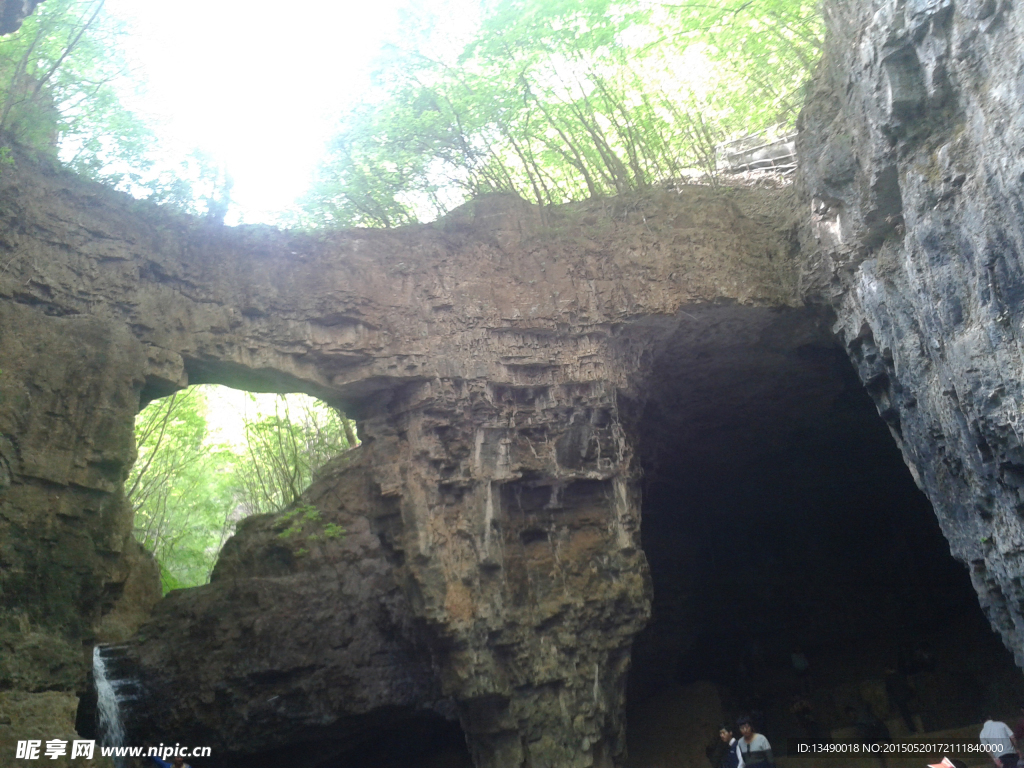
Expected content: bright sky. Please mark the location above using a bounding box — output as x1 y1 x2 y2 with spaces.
190 385 349 449
201 386 280 449
104 0 413 225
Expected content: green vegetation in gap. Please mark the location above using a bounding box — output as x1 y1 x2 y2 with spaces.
127 386 357 592
299 0 822 228
235 394 358 518
127 388 235 592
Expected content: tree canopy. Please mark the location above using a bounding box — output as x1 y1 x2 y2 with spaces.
0 0 237 216
0 0 153 186
299 0 822 228
1 0 821 224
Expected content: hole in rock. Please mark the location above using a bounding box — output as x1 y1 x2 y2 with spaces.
626 306 1024 766
129 384 357 590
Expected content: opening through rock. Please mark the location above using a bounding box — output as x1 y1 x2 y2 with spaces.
626 305 1023 766
128 384 359 591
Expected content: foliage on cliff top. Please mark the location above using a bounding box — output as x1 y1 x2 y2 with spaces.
298 0 821 228
0 0 236 217
0 0 153 185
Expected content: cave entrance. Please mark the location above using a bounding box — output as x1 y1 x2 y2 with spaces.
625 305 1024 766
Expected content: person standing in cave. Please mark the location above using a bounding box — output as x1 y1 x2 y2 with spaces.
736 716 773 768
790 646 813 699
706 724 742 768
980 717 1019 768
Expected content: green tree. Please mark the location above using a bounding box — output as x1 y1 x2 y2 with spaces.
144 149 235 220
0 0 224 215
0 0 154 187
129 387 357 591
235 395 356 518
127 388 236 592
300 0 821 226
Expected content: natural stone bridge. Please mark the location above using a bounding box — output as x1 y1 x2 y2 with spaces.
2 0 1024 764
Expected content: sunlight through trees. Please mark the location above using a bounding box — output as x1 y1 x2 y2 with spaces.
128 386 357 592
299 0 822 227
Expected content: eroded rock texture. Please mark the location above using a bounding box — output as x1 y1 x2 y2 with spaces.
96 448 450 767
0 154 801 767
799 0 1024 663
0 299 161 767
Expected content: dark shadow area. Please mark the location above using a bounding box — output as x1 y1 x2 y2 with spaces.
319 716 472 768
216 713 472 768
626 306 1024 765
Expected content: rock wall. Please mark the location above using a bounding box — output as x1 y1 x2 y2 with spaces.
0 0 41 35
96 447 449 767
799 0 1024 664
0 153 801 766
6 0 1024 754
0 299 161 767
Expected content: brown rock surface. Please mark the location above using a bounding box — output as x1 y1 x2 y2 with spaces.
0 151 802 766
5 0 1024 758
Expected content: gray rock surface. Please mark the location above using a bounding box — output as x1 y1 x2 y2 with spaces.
101 447 450 765
798 0 1024 664
0 0 41 35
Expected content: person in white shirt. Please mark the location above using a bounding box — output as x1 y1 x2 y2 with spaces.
736 716 773 768
980 718 1019 767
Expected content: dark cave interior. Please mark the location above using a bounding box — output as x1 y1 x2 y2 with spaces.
626 306 1024 766
318 306 1024 768
239 713 472 768
101 307 1024 768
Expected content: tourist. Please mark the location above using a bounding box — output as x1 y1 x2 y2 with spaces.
980 717 1019 767
736 716 773 768
707 724 742 768
791 647 811 696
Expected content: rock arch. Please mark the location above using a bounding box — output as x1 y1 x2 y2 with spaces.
0 161 803 765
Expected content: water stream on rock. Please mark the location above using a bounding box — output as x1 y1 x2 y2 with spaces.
94 645 128 766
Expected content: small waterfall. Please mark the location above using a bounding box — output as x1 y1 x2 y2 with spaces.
93 645 127 763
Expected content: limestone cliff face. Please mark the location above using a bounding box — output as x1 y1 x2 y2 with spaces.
98 447 448 767
799 0 1024 663
0 153 800 767
0 298 161 767
7 0 1024 754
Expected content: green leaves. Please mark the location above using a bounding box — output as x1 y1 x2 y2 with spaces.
302 0 822 225
235 396 354 519
0 0 154 186
128 388 236 592
128 387 356 592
